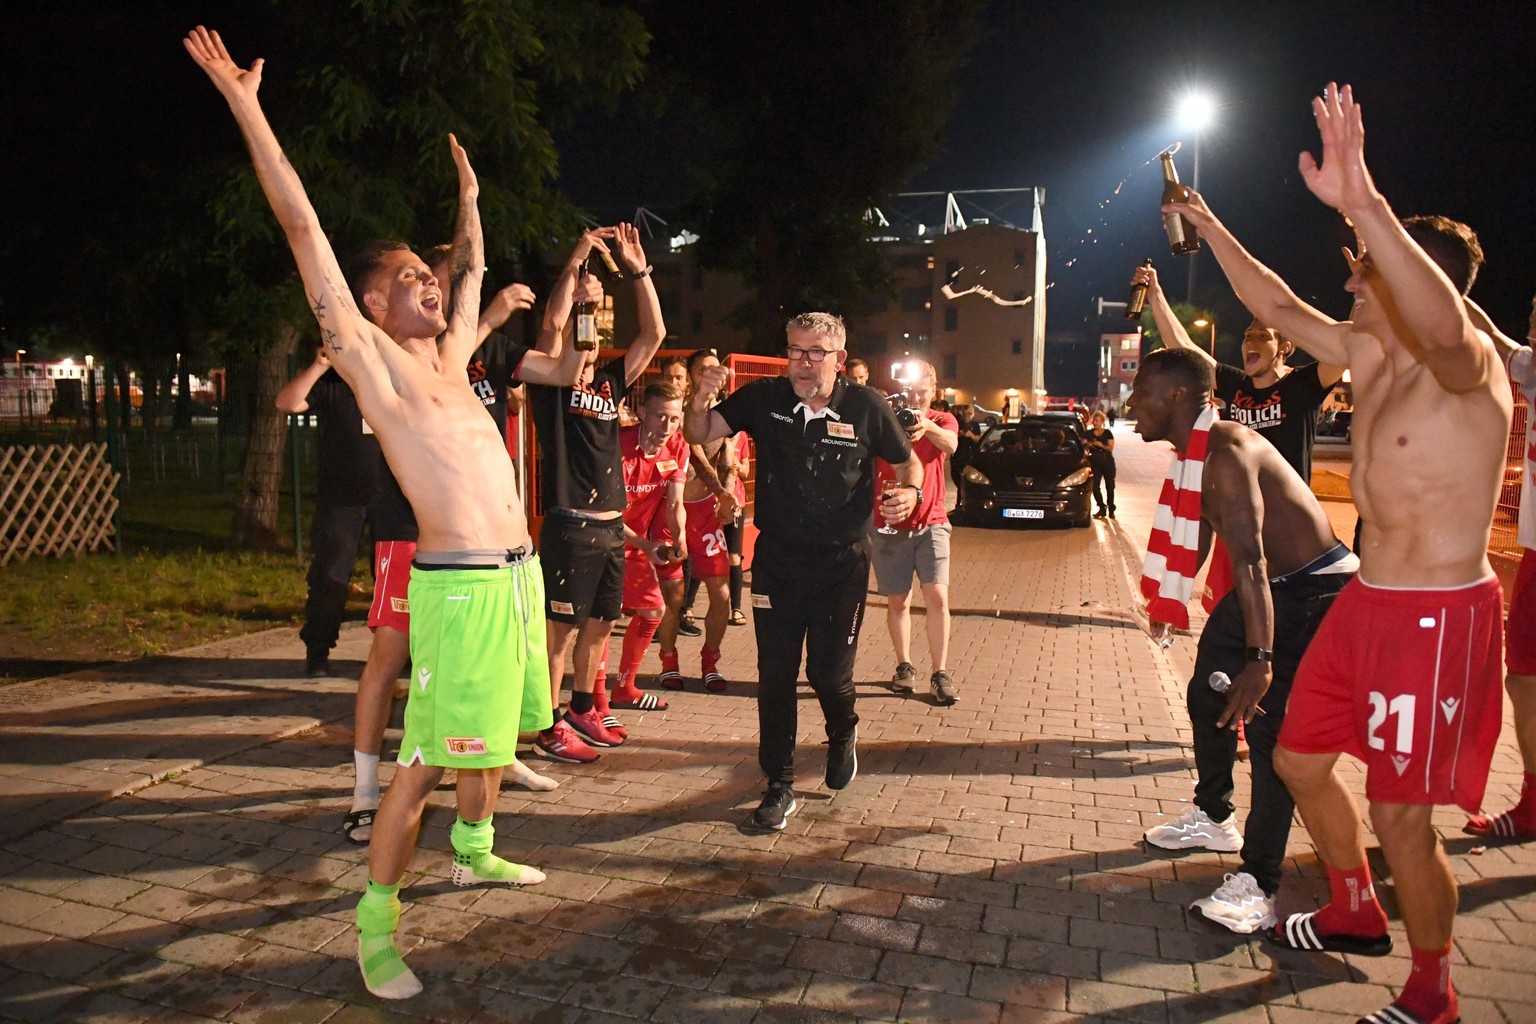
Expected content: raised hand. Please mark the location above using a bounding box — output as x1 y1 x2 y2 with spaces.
483 283 536 331
613 222 648 274
448 133 478 199
1161 186 1217 231
1299 82 1378 213
184 26 263 104
694 364 731 407
1131 263 1159 290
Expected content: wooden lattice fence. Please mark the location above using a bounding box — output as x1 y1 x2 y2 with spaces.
0 444 120 566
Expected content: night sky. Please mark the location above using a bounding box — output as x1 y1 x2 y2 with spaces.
559 1 1536 341
6 1 1535 354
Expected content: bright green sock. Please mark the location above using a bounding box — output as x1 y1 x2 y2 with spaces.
355 878 421 999
450 815 546 885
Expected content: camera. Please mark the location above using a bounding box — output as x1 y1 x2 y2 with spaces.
888 391 921 430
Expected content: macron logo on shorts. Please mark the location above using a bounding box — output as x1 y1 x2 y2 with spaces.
418 668 432 692
444 737 487 756
1440 697 1460 723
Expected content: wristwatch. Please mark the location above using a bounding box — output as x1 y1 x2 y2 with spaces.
1245 646 1273 663
627 264 654 280
904 483 924 506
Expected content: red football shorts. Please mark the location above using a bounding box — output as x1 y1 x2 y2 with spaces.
367 540 416 633
685 497 731 578
1506 547 1536 676
1280 575 1505 814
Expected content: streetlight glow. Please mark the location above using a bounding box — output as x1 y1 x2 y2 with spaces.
1175 91 1217 132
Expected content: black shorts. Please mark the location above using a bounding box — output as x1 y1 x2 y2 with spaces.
539 512 624 624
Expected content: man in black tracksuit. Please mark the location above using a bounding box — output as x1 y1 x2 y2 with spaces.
684 312 923 831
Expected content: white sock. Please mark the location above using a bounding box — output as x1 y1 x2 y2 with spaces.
508 759 559 792
353 750 381 809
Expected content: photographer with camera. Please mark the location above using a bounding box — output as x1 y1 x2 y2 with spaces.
873 360 961 705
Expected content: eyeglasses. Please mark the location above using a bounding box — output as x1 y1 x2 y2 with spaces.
786 346 834 363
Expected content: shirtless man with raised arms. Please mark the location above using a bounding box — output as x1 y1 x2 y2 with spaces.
186 26 556 1000
1174 83 1510 1024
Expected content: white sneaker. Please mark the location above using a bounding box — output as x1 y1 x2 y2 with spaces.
1189 872 1275 934
1143 806 1243 852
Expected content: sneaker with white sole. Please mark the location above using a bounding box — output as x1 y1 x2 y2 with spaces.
1189 872 1275 934
564 707 625 748
750 784 798 831
892 662 917 694
536 720 600 764
1144 806 1243 852
825 727 858 791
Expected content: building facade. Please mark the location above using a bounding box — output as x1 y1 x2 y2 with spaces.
599 189 1049 414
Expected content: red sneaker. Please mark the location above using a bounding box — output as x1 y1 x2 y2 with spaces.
563 707 626 748
536 720 600 763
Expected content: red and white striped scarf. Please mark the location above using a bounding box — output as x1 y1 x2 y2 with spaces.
1141 404 1219 630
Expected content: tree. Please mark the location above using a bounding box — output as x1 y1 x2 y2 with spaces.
1 1 649 548
649 1 984 352
193 1 651 547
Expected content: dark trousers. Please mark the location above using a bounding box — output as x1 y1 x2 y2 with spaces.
1092 463 1116 512
751 547 866 786
1188 570 1348 893
299 503 370 654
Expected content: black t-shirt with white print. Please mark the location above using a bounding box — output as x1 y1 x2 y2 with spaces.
528 357 628 514
715 376 912 565
1214 361 1330 485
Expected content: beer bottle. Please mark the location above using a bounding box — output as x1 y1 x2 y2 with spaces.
1126 259 1153 319
1160 151 1201 256
574 264 598 351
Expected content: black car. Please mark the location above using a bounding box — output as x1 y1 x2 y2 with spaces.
955 417 1094 528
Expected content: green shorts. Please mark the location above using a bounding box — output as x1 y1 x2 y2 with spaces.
398 556 554 769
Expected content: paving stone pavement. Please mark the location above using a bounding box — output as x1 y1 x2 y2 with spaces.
1 426 1532 1024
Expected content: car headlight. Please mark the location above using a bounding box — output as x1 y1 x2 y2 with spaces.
1059 468 1092 487
963 465 991 486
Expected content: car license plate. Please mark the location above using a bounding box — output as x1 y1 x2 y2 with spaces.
1003 508 1044 519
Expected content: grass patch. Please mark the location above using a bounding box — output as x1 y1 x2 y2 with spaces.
1 423 371 684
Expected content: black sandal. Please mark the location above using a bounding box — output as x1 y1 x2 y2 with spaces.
343 808 376 844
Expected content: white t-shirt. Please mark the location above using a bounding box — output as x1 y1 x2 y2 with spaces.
1508 346 1536 550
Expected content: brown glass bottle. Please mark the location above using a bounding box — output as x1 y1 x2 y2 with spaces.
1126 259 1153 319
574 263 598 351
1160 152 1201 256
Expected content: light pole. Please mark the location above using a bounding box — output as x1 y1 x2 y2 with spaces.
1193 316 1216 356
1175 91 1217 303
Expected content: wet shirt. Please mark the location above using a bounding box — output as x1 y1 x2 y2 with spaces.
1215 362 1330 484
529 358 627 513
307 369 379 508
716 376 911 553
467 331 531 439
621 426 689 541
370 335 531 541
873 407 958 529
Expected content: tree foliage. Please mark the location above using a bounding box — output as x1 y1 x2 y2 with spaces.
2 1 649 548
649 0 984 352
